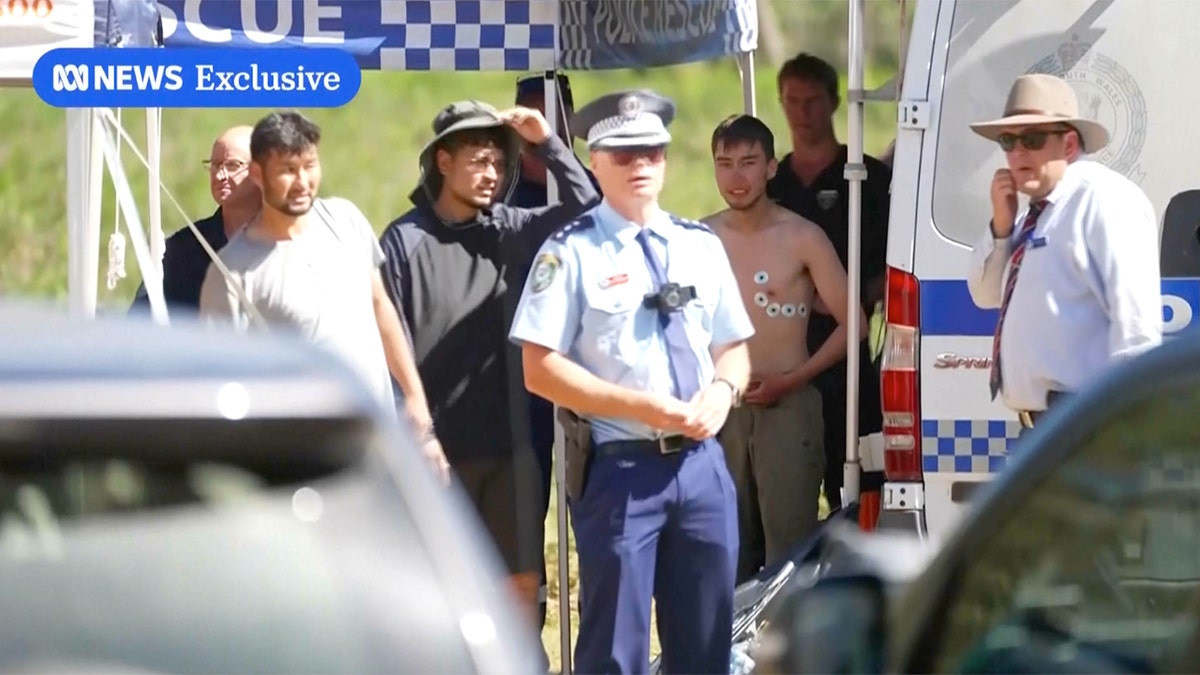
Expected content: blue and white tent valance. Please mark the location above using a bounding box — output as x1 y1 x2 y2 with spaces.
155 0 759 72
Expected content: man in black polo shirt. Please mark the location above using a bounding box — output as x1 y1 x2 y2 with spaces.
766 53 888 512
130 125 260 315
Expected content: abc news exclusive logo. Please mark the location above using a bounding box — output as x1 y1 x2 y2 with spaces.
34 47 361 108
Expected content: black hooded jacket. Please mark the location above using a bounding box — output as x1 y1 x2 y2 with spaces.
379 135 600 462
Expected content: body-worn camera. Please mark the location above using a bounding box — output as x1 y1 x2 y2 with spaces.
644 282 697 314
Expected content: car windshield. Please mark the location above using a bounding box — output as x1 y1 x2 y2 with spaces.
930 390 1200 673
0 417 473 675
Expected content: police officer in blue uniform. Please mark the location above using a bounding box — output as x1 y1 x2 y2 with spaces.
509 89 755 675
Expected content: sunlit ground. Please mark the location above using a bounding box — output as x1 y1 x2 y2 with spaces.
540 483 832 672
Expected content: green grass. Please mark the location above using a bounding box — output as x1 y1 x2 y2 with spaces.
0 61 896 303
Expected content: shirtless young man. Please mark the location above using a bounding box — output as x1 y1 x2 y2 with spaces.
702 114 867 583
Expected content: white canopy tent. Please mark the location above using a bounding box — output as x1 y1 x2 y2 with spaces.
1 0 169 323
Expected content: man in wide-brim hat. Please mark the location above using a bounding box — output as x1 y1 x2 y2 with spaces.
969 72 1109 188
965 72 1161 431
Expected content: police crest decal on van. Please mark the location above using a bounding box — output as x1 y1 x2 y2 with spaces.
1027 35 1147 182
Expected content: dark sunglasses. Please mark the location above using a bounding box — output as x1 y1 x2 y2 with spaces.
997 128 1069 152
608 146 666 166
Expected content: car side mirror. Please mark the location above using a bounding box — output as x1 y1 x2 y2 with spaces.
754 572 888 674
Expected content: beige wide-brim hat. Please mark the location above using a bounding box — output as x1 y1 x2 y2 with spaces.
970 73 1110 153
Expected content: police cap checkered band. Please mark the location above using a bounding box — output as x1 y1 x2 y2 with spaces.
585 112 671 149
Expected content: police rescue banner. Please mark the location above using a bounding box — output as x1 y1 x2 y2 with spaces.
156 0 758 72
157 0 560 71
0 0 95 83
558 0 758 70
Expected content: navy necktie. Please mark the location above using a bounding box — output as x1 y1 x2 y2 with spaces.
989 200 1047 400
634 227 703 401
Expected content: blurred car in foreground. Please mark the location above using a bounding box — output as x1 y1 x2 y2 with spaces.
0 305 541 674
755 333 1200 674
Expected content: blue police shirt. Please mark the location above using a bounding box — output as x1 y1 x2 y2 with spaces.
509 199 755 444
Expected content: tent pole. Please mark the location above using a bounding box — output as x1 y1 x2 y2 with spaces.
843 0 866 505
542 67 573 675
147 106 168 325
66 107 104 319
736 51 757 117
66 108 87 317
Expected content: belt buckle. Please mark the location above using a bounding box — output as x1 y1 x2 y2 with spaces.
657 435 682 455
1018 411 1035 428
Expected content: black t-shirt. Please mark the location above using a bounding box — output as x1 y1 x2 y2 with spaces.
767 146 890 433
129 208 228 315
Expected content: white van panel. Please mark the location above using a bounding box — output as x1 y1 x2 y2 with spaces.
892 0 1200 538
929 0 1200 258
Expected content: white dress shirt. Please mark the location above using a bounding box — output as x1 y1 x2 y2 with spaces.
967 159 1163 412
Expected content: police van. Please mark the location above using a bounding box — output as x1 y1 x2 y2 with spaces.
878 0 1198 540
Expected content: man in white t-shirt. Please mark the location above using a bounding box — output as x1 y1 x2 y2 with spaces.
199 110 449 482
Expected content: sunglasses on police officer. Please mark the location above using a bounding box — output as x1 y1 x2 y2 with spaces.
997 127 1070 152
607 146 666 166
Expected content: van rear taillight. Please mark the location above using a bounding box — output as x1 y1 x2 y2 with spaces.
881 267 923 482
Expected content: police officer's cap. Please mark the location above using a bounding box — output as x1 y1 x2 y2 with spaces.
570 89 676 150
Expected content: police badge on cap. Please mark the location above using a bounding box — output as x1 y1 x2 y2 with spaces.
618 94 641 119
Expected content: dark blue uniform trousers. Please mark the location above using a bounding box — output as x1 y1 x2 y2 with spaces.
570 437 738 674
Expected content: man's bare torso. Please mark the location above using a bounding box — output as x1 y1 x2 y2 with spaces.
706 204 816 378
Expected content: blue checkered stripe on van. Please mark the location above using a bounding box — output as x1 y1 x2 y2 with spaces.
1144 454 1200 487
922 419 1021 474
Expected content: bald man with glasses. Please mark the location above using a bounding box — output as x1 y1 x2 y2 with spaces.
131 125 261 314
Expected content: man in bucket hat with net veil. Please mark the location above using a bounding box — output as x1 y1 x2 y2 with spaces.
966 73 1161 432
377 99 599 644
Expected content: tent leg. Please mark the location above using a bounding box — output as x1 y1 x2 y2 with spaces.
146 106 168 325
736 51 757 117
843 0 867 505
543 68 573 675
147 107 164 272
66 108 104 318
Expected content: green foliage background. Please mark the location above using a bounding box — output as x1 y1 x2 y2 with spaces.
0 0 906 309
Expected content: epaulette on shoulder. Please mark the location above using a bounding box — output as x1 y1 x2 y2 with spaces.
551 214 598 242
669 214 715 236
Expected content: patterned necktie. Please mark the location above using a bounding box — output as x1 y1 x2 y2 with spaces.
989 200 1047 400
634 228 703 401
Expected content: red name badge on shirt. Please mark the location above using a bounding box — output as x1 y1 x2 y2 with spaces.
601 273 629 289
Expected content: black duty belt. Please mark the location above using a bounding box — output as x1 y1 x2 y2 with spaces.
595 435 702 457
